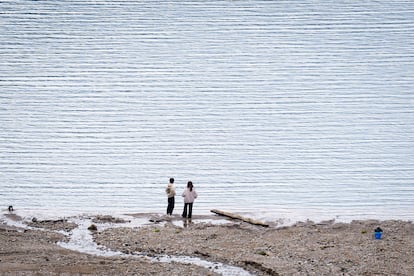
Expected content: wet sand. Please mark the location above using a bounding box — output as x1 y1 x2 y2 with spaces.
1 213 413 275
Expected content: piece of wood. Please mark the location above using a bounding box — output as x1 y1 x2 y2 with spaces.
210 209 269 227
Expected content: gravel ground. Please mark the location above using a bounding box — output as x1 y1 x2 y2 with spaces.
94 216 414 275
1 212 413 275
0 214 217 276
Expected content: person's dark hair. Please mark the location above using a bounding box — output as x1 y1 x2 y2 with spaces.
187 181 193 191
169 178 174 184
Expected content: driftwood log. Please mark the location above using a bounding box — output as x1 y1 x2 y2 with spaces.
210 209 269 227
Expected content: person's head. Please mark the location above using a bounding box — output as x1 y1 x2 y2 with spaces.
187 181 193 191
169 178 174 184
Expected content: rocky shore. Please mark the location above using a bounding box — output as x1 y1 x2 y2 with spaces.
1 212 413 275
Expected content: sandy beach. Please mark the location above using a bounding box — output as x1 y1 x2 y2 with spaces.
1 212 413 275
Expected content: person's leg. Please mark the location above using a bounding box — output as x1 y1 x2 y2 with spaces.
167 197 172 215
171 197 175 215
182 203 188 218
188 203 193 218
170 197 175 215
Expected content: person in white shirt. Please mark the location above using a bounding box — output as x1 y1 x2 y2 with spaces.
166 177 176 215
182 181 198 219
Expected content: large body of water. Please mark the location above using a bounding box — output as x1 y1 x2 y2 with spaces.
1 0 413 223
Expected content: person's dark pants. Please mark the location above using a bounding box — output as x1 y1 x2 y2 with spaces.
182 202 193 218
167 197 175 215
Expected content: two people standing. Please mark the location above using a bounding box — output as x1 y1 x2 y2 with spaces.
165 178 197 218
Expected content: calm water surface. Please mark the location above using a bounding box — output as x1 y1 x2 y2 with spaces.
1 0 413 222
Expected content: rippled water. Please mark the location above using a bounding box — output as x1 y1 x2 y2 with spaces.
1 0 413 222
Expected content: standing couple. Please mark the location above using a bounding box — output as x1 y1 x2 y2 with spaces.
166 177 197 219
